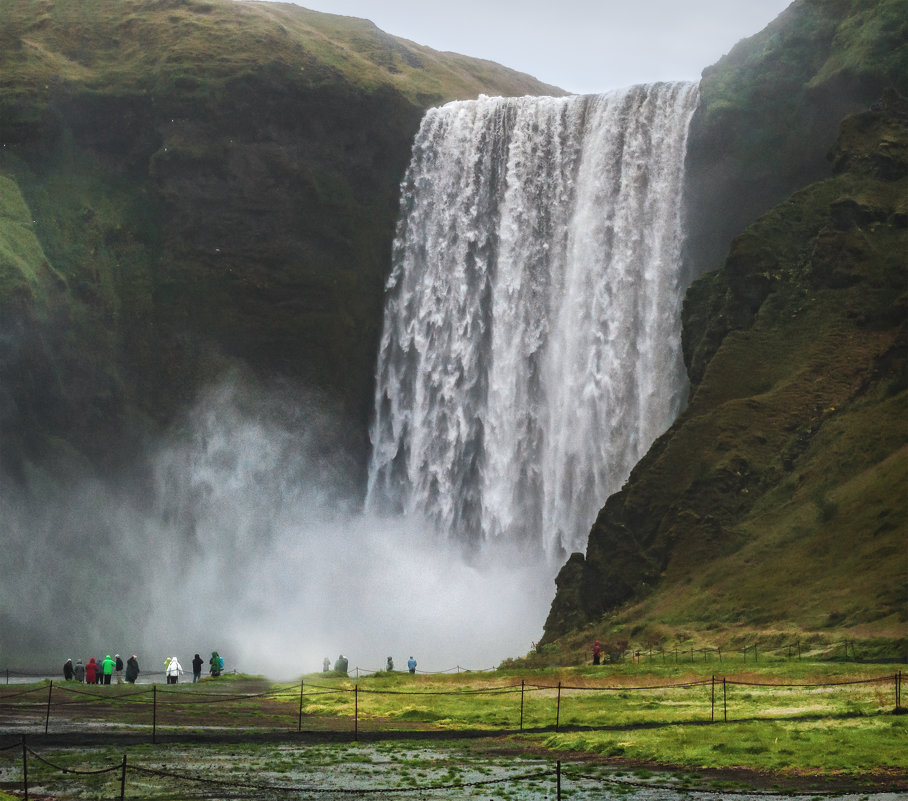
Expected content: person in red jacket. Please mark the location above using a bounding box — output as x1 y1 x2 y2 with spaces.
85 657 98 684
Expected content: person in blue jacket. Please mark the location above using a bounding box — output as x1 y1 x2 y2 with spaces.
407 656 417 674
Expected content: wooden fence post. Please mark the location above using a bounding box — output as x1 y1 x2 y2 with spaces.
119 754 127 801
152 684 157 744
555 682 562 732
354 685 358 741
556 759 562 801
21 736 28 801
723 677 727 722
44 681 53 735
711 676 715 722
520 680 525 731
298 679 304 733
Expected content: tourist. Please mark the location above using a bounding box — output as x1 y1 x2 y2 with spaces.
593 641 601 666
407 656 416 674
209 651 222 677
322 657 330 673
115 654 124 684
101 654 115 685
85 657 98 684
73 659 85 683
125 654 140 683
334 654 348 675
63 658 74 680
192 653 203 683
386 656 394 672
166 656 183 684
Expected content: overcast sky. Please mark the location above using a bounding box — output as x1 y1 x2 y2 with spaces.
283 1 794 95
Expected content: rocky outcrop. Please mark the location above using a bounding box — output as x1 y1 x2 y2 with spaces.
682 0 907 283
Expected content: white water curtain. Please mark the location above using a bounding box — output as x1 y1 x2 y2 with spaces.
367 83 699 561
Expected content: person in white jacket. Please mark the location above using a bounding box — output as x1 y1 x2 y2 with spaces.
165 656 184 684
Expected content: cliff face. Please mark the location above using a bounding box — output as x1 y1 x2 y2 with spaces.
541 0 907 648
0 0 562 485
682 0 908 281
542 86 907 646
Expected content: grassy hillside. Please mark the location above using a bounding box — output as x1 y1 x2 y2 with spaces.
0 0 561 105
0 0 562 483
541 99 907 660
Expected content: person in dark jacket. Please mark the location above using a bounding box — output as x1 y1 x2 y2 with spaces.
125 655 140 683
115 654 124 684
74 659 86 683
192 653 204 683
63 659 74 680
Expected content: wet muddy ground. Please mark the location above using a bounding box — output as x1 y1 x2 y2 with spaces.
1 679 904 799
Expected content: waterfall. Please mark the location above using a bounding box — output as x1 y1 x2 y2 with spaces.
367 82 699 561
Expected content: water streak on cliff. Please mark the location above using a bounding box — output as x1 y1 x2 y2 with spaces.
367 83 699 560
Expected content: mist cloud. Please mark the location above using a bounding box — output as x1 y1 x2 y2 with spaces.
1 376 553 676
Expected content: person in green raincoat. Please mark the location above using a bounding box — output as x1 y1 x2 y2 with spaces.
209 651 222 677
101 655 116 685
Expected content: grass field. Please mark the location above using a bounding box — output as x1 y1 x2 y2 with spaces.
1 662 905 798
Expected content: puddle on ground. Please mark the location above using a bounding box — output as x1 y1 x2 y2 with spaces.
1 740 901 800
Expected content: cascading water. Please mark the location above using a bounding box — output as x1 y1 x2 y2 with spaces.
367 82 699 561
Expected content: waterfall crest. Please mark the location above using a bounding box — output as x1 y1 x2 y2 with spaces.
367 83 699 560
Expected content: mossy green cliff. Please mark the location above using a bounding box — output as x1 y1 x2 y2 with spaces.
542 30 907 653
0 0 562 483
683 0 908 280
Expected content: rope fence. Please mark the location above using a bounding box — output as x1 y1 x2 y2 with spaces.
1 740 877 799
0 671 902 742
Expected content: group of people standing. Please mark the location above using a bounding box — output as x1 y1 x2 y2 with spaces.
322 655 418 675
165 651 224 683
163 652 222 683
63 655 140 684
63 651 223 685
